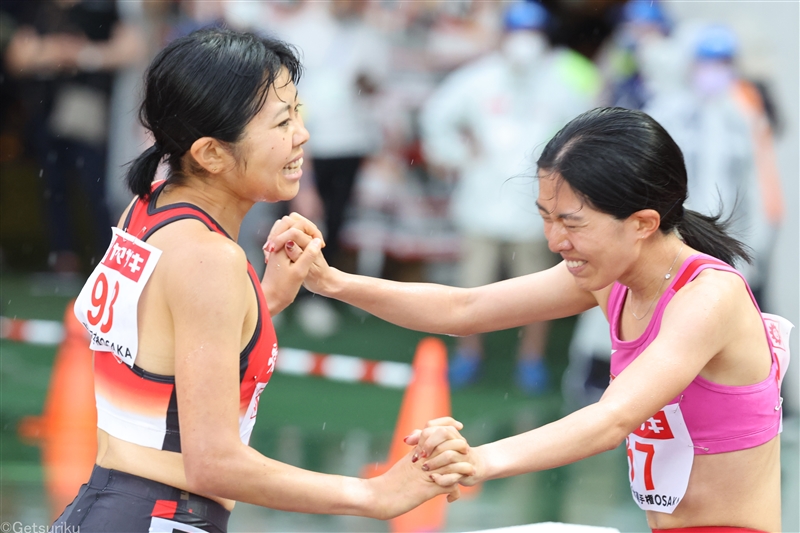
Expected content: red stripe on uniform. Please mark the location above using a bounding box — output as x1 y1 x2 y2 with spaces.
151 499 178 519
672 258 725 292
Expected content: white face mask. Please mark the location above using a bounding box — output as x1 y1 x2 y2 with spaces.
692 61 735 97
501 31 547 70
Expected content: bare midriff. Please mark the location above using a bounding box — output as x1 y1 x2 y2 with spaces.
96 429 236 511
646 436 780 531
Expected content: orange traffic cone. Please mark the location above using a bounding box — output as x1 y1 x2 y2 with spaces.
363 336 477 532
18 300 97 520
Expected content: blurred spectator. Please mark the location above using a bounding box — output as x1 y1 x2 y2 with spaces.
4 0 145 274
238 0 390 336
597 0 672 109
419 1 600 394
165 0 227 42
645 23 784 306
423 1 502 74
105 0 161 217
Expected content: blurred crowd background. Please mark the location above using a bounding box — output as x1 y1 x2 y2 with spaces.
1 0 797 401
0 0 797 529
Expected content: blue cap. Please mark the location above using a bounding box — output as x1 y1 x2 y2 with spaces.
695 25 738 60
621 1 670 31
503 2 548 32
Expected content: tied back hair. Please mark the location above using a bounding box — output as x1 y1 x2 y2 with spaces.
126 28 302 199
537 107 751 267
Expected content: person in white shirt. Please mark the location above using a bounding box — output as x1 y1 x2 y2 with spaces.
419 1 600 394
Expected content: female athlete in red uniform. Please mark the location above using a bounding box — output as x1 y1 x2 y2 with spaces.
59 28 470 533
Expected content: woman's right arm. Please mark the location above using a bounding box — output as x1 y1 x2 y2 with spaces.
316 263 595 336
268 215 597 336
163 233 466 518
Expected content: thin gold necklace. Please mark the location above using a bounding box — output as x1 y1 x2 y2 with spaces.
629 243 685 321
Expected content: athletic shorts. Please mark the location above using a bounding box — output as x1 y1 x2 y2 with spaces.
52 465 230 532
459 235 558 288
653 526 767 533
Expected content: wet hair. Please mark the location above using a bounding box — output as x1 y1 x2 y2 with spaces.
537 107 751 266
126 28 302 199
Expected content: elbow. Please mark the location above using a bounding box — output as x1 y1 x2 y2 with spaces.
182 443 234 497
594 404 634 453
444 289 480 337
183 453 217 495
447 324 479 338
449 317 484 338
602 428 629 454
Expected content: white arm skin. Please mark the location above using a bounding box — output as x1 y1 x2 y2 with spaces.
416 269 744 485
269 221 597 336
164 228 466 518
320 263 597 336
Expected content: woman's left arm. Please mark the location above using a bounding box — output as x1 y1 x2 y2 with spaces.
422 272 740 484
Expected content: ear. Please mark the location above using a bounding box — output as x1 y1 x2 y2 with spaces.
629 209 661 239
189 137 234 174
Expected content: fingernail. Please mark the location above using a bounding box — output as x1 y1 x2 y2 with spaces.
264 253 269 264
411 454 418 463
429 474 435 481
403 436 411 443
286 240 295 251
421 464 429 472
421 450 427 458
268 242 276 253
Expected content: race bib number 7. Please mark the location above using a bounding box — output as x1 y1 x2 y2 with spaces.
74 227 162 367
626 403 693 514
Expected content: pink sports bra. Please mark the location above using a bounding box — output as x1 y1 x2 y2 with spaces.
609 254 785 455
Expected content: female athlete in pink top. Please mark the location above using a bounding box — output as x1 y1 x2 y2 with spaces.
272 107 791 531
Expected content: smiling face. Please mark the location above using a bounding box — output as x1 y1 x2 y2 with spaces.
234 68 309 203
537 171 642 291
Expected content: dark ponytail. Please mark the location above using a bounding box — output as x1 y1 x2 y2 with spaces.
538 107 752 267
126 143 164 199
125 28 302 199
677 209 752 267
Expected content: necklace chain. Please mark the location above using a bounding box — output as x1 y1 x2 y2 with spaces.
629 243 685 321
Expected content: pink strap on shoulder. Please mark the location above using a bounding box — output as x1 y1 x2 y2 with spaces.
672 257 730 292
674 256 793 386
671 257 728 293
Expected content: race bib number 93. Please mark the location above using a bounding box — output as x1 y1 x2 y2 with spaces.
74 227 162 367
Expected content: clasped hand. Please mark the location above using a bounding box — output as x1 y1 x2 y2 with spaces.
404 417 480 491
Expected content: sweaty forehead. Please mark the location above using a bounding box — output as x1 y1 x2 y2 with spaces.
536 172 568 203
535 174 587 217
